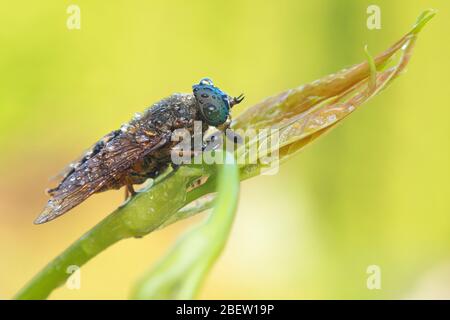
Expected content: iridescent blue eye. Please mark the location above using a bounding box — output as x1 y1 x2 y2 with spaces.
192 78 230 126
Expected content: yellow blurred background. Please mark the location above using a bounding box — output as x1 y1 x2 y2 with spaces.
1 0 449 299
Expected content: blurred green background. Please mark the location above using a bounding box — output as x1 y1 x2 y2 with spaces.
1 0 449 299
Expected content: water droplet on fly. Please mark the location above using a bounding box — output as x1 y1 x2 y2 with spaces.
48 200 62 211
120 123 133 133
136 135 150 143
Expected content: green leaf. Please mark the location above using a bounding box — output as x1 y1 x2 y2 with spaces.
132 152 239 299
233 9 436 168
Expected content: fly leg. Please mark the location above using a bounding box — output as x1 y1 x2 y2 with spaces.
124 176 137 200
123 170 152 200
125 183 136 198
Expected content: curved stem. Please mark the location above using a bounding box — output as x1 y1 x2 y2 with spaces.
132 153 240 299
15 166 211 299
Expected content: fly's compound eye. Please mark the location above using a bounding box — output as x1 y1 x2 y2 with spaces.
199 102 229 127
193 78 230 126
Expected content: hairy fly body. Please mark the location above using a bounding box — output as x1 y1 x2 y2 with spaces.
35 78 244 224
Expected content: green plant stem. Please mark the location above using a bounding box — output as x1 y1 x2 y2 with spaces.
15 166 211 299
16 162 254 300
132 152 239 299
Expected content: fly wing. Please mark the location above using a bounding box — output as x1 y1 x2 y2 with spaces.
49 130 121 184
35 130 169 224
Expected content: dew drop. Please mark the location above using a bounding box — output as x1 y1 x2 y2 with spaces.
120 123 131 133
136 135 150 143
48 200 62 211
327 114 337 123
